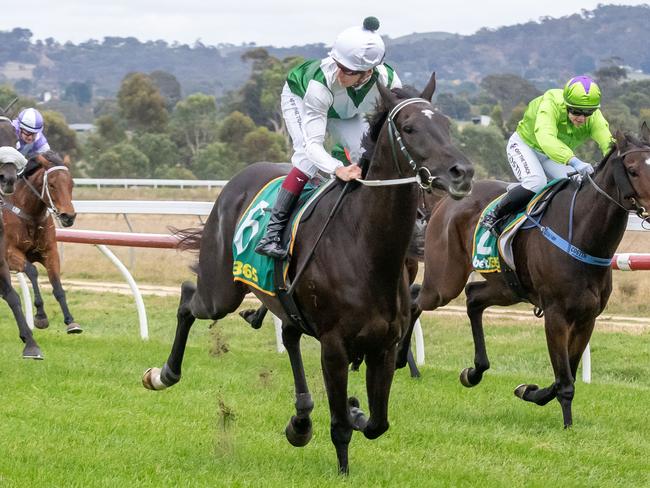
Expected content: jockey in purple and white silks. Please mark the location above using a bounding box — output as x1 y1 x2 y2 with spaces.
12 108 51 162
481 75 615 232
255 16 402 259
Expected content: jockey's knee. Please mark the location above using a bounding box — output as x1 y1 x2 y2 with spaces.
522 177 546 194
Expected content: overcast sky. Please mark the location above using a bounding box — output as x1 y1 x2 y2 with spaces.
1 1 648 47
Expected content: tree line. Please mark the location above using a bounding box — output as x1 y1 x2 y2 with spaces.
1 50 649 181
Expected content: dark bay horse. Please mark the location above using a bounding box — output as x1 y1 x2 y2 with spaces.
143 74 474 474
3 151 80 333
407 126 650 428
0 116 44 359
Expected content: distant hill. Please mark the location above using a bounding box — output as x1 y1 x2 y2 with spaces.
1 4 649 105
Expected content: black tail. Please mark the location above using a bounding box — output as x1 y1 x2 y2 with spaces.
169 226 203 252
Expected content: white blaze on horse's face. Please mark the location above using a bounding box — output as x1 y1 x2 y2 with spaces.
422 109 434 120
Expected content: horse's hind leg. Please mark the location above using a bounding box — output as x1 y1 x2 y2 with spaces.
461 279 518 387
320 333 355 475
143 281 198 390
22 261 49 330
0 264 42 359
282 325 315 447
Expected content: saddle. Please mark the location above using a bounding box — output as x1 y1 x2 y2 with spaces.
231 175 336 296
473 179 570 274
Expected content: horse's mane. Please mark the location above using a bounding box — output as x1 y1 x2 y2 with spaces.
23 150 65 177
360 86 421 163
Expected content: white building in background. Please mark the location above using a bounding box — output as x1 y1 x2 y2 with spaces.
68 123 95 133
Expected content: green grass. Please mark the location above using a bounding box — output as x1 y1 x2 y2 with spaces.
0 292 649 487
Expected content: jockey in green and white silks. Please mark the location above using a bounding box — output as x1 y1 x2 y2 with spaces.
481 75 615 232
283 57 400 178
256 16 402 259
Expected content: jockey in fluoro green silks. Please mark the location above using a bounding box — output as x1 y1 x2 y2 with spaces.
481 75 615 231
255 16 402 259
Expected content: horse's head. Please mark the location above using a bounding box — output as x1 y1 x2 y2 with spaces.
31 151 76 227
376 73 474 199
611 123 650 218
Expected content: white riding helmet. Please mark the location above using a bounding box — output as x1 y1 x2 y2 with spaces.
329 17 385 72
18 107 44 133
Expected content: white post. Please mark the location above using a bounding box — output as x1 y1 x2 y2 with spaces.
413 318 425 365
272 313 285 353
17 272 34 330
96 244 149 340
581 342 591 383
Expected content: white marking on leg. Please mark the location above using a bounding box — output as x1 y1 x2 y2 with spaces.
150 367 168 390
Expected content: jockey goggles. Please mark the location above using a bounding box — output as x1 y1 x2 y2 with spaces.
567 106 596 117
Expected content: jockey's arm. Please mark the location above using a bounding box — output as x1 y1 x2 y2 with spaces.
302 81 346 175
533 96 574 164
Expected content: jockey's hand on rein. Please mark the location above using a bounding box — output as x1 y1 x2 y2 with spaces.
335 164 362 182
568 157 594 177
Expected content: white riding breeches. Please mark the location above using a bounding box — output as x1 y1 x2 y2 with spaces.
281 84 367 177
506 132 573 192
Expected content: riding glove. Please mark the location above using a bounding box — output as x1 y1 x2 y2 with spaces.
568 157 594 176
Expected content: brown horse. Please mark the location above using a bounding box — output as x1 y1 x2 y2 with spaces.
0 116 44 359
405 125 650 428
3 151 79 333
142 74 474 474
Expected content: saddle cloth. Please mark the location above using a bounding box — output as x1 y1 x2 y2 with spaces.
232 176 334 295
472 179 567 273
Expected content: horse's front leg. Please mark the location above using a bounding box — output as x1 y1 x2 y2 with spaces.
514 309 574 428
0 262 43 359
43 252 81 333
362 340 397 440
320 333 356 475
282 324 314 447
21 260 49 330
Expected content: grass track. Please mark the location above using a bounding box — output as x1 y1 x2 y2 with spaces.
0 292 649 487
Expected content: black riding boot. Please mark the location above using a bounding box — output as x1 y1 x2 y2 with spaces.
255 187 298 259
480 185 536 232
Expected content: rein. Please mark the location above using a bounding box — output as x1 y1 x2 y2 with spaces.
283 98 433 303
526 144 650 267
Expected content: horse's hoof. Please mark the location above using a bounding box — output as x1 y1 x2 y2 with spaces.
514 383 538 400
22 345 44 360
460 368 477 388
34 317 49 329
66 323 83 334
142 367 167 391
285 416 313 447
348 397 367 431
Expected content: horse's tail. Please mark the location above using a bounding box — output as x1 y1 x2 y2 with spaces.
170 226 203 252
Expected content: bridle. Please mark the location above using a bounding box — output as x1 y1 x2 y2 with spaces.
23 165 71 221
585 145 650 224
357 97 437 189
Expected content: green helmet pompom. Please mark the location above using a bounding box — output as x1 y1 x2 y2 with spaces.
363 16 380 32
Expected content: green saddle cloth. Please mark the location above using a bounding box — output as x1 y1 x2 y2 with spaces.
471 180 563 273
232 176 330 295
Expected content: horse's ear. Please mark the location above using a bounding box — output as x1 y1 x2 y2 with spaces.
641 121 650 144
377 81 398 110
420 72 436 101
614 130 628 152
